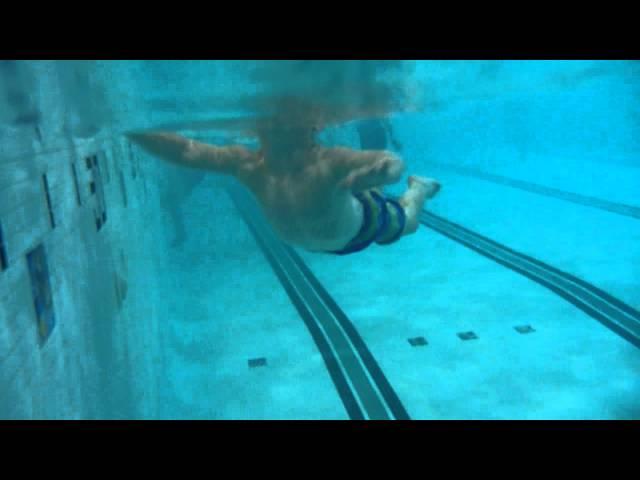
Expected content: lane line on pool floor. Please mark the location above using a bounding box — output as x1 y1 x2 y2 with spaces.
420 210 640 349
228 183 409 420
230 179 640 419
430 163 640 220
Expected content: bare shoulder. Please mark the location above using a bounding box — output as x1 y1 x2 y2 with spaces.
320 146 387 166
196 143 259 169
318 146 356 162
316 146 405 191
231 148 265 188
315 146 358 172
316 146 386 179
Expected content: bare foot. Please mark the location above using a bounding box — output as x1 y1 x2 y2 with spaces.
409 175 441 199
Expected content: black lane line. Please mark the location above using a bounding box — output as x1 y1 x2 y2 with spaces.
431 164 640 220
420 211 640 349
233 188 394 419
230 184 411 419
424 211 640 330
285 246 411 420
426 212 640 324
228 189 364 420
259 220 392 420
427 218 640 349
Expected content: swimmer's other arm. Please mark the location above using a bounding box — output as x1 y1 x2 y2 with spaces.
127 131 256 176
324 147 405 192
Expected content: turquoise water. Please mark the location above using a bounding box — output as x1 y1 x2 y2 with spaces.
1 60 638 419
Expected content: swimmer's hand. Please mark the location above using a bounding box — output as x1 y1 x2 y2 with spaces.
340 153 405 191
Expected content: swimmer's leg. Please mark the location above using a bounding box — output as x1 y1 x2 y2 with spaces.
397 176 441 235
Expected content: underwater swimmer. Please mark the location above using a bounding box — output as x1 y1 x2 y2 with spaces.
128 123 440 254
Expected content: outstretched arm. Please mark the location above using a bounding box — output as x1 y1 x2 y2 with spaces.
127 131 256 177
323 147 405 192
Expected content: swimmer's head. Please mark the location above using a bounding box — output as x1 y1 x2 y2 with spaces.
254 98 322 149
257 121 318 156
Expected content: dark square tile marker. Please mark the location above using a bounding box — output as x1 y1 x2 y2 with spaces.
408 337 428 347
248 358 267 368
458 331 478 341
515 325 535 334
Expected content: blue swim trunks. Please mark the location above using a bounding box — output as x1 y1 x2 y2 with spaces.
329 190 406 255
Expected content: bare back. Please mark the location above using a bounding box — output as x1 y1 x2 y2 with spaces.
128 129 404 252
239 147 363 251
